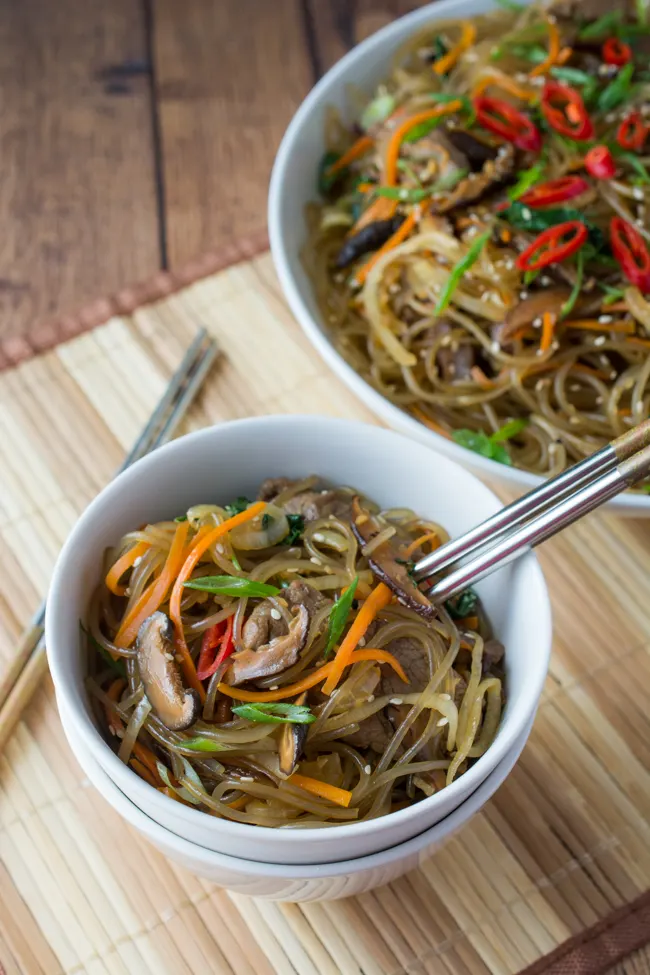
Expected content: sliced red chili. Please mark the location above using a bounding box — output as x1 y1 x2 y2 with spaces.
519 175 589 208
617 111 648 152
515 221 588 272
602 38 632 66
196 617 234 680
610 216 650 293
541 81 594 141
474 96 542 152
584 145 617 179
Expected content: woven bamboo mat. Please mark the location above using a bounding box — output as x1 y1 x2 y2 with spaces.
3 252 650 975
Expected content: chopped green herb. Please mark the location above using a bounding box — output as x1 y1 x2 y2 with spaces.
232 703 316 725
183 577 280 598
432 167 469 193
434 229 492 316
491 418 529 442
402 115 446 143
577 11 621 40
508 159 547 201
425 92 476 124
597 63 635 113
360 93 396 131
560 249 586 320
612 148 650 184
524 268 540 287
261 513 271 530
375 186 432 203
324 576 358 659
499 202 606 254
318 151 343 195
180 737 226 753
80 621 126 678
638 0 650 25
445 588 479 619
284 513 305 546
599 284 627 304
174 514 188 522
550 66 594 86
493 0 526 9
431 35 448 62
224 496 252 516
452 429 512 465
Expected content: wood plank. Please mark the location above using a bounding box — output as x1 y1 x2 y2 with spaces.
152 0 313 265
0 0 159 350
306 0 435 74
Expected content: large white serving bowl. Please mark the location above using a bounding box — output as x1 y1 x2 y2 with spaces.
60 700 533 901
268 0 650 516
46 415 551 865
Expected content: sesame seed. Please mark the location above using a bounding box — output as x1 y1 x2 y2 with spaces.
515 72 528 83
569 383 581 392
569 415 581 425
596 396 604 405
164 652 175 661
358 636 366 647
490 341 500 354
598 315 613 324
124 587 131 597
364 764 372 774
268 685 279 691
440 693 451 701
389 697 403 705
313 532 325 542
464 50 478 62
367 695 375 703
505 259 515 270
480 291 491 302
216 544 224 554
636 218 645 227
540 275 551 286
239 776 255 783
521 208 531 221
605 112 617 123
133 555 142 567
519 291 529 300
175 654 184 664
310 556 322 565
535 379 546 392
633 187 645 201
437 717 449 728
549 443 558 454
270 608 282 620
532 316 542 328
594 336 607 346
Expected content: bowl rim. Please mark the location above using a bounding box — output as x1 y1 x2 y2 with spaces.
267 0 650 514
61 699 533 879
46 414 552 851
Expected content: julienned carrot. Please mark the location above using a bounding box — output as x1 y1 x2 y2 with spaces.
530 16 561 78
114 521 189 651
355 209 419 285
410 406 452 440
323 583 394 695
385 102 464 185
540 311 557 353
105 540 150 596
327 135 374 175
350 194 398 234
130 758 157 788
169 502 267 700
433 21 476 76
217 647 408 703
402 531 441 559
286 774 352 808
566 319 636 334
472 73 535 104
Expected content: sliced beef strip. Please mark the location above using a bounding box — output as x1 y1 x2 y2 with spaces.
380 636 431 699
418 319 475 381
258 477 353 523
342 710 394 753
482 638 505 676
242 580 330 652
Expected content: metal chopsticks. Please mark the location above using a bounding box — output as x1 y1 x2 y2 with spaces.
0 328 218 748
414 419 650 604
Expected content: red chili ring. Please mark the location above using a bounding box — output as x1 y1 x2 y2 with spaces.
610 216 650 294
515 221 589 272
519 175 590 208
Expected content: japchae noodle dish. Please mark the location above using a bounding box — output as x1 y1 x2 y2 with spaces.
305 0 650 478
86 478 504 826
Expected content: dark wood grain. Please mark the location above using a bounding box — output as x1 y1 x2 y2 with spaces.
0 0 160 346
151 0 314 266
305 0 434 74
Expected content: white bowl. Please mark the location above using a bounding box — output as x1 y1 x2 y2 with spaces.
267 0 650 517
60 700 533 901
46 415 551 865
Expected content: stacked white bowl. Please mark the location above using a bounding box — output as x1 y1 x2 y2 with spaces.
46 416 552 900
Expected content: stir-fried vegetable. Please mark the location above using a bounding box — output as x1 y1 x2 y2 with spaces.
474 96 542 151
434 229 492 315
515 221 588 271
232 703 316 725
183 577 281 597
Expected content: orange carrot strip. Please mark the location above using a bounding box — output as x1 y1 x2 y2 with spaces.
227 795 249 811
540 311 557 353
169 502 266 700
433 22 476 76
402 531 441 558
105 541 150 597
322 583 394 695
114 521 189 651
130 758 158 788
556 46 572 65
566 318 636 335
457 615 479 630
350 194 398 234
471 365 498 388
286 774 352 808
472 74 535 104
627 338 650 350
531 16 561 78
601 301 627 313
328 135 374 175
355 208 419 286
500 228 512 243
385 103 464 186
217 647 408 703
410 406 452 440
104 678 126 732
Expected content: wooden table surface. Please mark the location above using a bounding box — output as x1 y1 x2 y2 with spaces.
2 2 649 972
0 0 425 348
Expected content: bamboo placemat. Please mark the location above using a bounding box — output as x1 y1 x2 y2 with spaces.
3 252 650 975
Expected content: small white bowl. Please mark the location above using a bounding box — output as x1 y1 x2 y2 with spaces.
60 700 533 901
46 415 551 865
268 0 650 516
